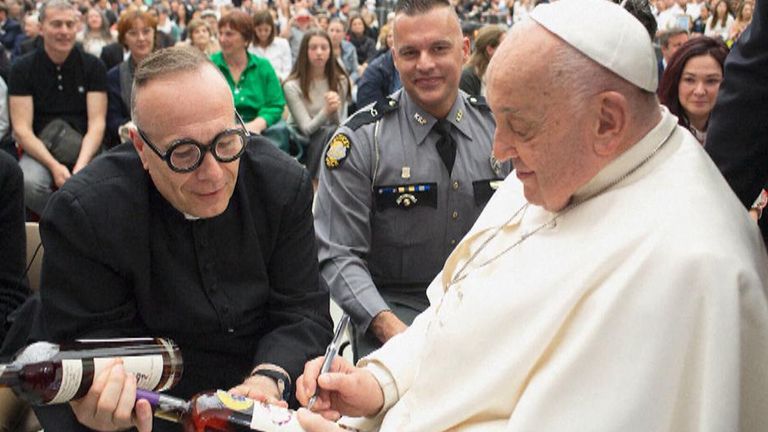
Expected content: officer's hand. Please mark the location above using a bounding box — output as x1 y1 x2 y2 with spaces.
50 163 71 188
70 359 153 432
229 374 287 408
296 356 383 420
297 408 347 432
370 310 407 343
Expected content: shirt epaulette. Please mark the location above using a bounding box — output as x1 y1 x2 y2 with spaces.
465 94 492 113
344 97 399 131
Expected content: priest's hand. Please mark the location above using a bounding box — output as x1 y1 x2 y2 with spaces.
296 356 383 420
229 365 288 408
70 359 153 432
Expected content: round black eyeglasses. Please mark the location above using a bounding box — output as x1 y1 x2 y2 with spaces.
137 112 250 173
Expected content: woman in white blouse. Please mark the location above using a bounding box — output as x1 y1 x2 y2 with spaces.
705 0 734 41
250 10 293 82
283 29 350 184
78 8 114 58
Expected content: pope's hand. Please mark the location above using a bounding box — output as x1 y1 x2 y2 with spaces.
297 408 347 432
296 356 383 420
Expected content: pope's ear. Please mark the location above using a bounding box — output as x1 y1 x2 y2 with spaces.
592 91 628 157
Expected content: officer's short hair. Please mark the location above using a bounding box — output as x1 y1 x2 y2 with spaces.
394 0 451 16
39 0 76 23
131 46 213 125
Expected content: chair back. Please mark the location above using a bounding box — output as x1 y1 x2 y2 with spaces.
24 222 43 293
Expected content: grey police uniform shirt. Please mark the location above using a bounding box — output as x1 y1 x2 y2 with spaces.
314 89 510 332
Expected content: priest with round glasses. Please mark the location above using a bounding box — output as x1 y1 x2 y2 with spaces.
24 46 333 432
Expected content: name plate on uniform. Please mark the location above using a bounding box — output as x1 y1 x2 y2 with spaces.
374 183 438 211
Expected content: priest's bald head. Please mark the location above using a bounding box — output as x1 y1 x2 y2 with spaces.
486 0 662 212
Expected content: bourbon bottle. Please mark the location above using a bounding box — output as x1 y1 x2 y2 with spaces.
137 389 306 432
0 337 183 404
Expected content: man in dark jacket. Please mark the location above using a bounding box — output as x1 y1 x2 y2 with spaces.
356 49 401 107
33 46 333 431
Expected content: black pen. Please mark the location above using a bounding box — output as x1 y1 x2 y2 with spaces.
307 312 350 410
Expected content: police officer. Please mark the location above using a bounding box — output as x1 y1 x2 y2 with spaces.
315 0 510 360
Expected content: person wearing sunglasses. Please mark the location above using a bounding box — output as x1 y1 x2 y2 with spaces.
24 46 333 432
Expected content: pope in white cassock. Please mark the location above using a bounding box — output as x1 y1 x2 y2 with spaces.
295 0 768 430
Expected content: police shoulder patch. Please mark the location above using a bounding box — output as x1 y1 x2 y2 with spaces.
325 133 352 170
344 97 399 131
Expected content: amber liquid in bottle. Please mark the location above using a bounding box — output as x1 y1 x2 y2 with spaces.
138 389 305 432
0 338 183 405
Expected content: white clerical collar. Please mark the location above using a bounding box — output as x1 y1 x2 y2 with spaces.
570 106 678 205
184 213 200 220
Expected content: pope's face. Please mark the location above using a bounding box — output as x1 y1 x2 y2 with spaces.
132 64 240 219
392 6 469 119
487 25 595 212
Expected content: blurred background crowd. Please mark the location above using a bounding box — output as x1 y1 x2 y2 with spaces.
0 0 756 173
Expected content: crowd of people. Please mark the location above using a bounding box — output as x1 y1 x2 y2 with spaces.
0 0 767 430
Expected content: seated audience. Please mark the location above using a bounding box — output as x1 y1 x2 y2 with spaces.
355 49 400 108
459 24 505 97
105 9 156 149
77 7 114 57
9 0 107 216
213 11 289 152
181 18 219 55
12 13 40 60
295 0 768 429
0 3 22 53
705 0 734 40
281 7 314 62
283 30 349 182
727 0 754 45
657 28 689 80
328 17 360 84
29 46 332 432
346 13 376 67
658 36 728 144
250 9 292 82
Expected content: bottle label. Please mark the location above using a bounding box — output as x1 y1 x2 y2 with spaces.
49 359 84 404
93 355 164 390
250 401 305 432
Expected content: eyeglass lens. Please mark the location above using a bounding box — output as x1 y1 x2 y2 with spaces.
169 130 246 171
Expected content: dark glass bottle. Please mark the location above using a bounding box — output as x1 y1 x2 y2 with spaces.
0 338 183 404
138 389 305 432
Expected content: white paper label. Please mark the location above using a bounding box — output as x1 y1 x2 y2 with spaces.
49 359 83 404
93 355 163 390
250 402 305 432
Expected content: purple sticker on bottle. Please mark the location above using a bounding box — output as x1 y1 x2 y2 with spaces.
136 389 161 406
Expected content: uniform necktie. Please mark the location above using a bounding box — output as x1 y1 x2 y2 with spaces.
434 119 456 174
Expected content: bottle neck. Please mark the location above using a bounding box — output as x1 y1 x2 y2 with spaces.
0 363 21 387
136 389 190 423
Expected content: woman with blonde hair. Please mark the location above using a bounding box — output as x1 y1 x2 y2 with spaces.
460 24 506 97
180 18 219 55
